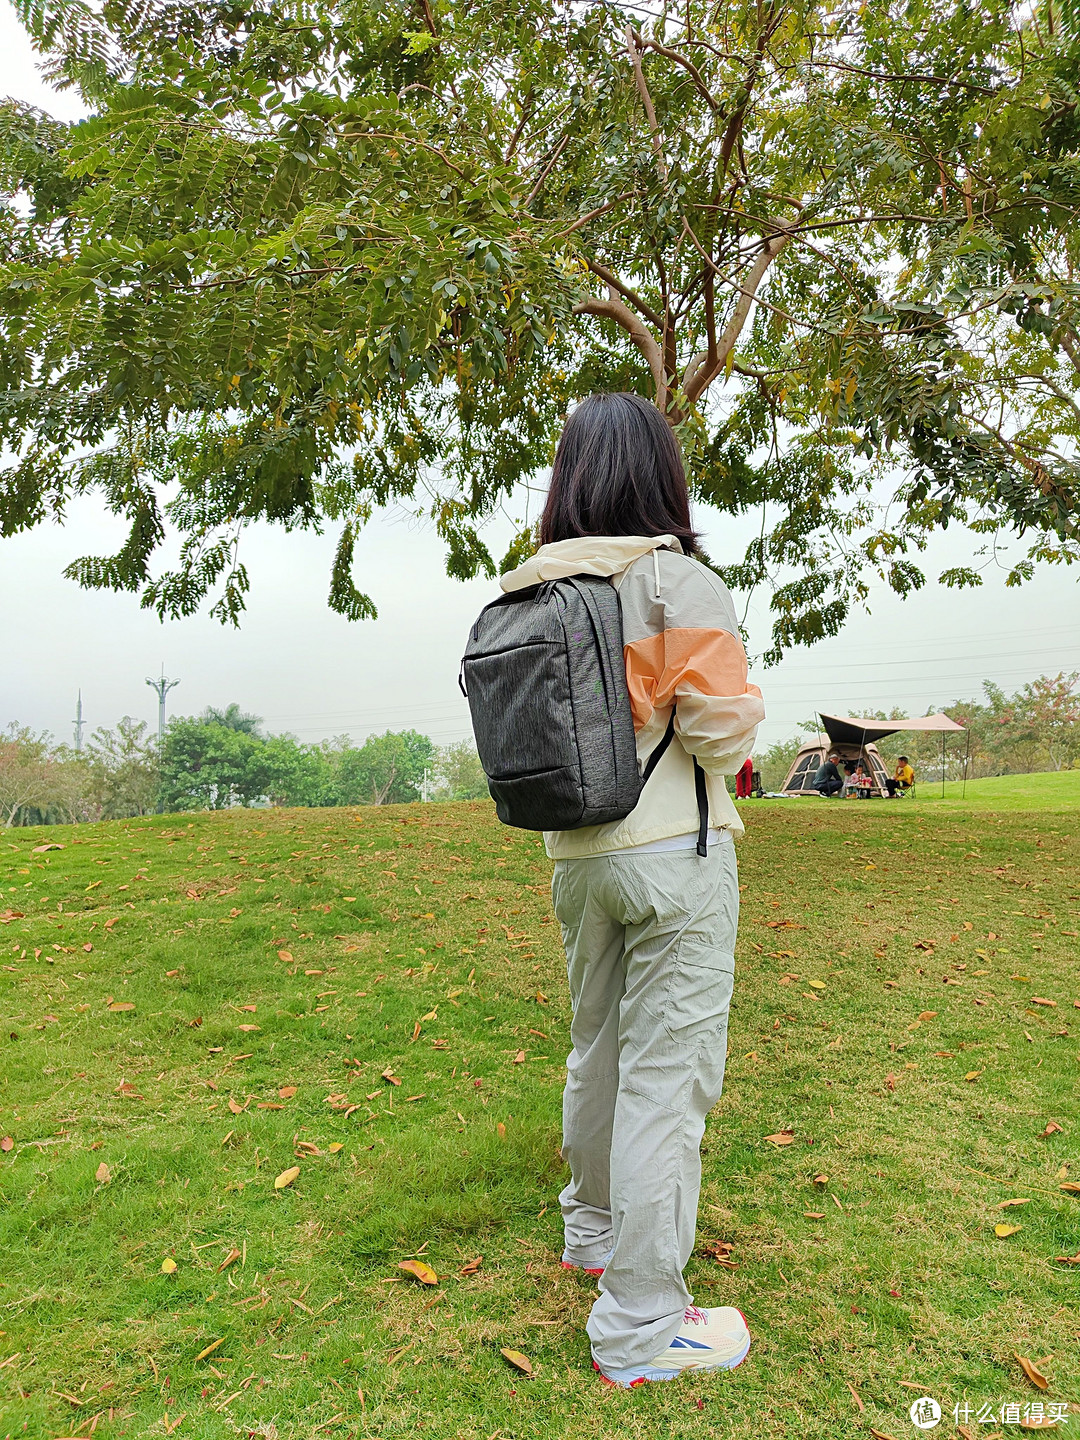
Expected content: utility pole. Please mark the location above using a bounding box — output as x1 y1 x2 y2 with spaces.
146 668 180 748
73 690 85 754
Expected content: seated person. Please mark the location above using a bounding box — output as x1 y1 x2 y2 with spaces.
886 755 915 797
842 761 865 797
812 753 844 796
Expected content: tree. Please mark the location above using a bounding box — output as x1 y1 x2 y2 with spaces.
160 718 272 809
1 1 1077 655
85 716 160 817
199 703 264 736
335 730 434 805
0 724 63 825
434 738 489 801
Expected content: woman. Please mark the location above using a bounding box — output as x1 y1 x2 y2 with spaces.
498 393 765 1388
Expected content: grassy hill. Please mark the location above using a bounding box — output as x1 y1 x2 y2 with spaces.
2 795 1078 1438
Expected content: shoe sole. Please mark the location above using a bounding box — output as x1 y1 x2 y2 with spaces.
593 1310 752 1388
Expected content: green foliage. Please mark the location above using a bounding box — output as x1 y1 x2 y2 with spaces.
84 715 159 817
434 737 490 801
2 1 1079 655
333 728 434 806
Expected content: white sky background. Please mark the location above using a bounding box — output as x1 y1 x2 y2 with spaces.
2 5 1078 754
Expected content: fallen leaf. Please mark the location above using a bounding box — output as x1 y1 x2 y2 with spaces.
994 1223 1023 1237
82 942 93 953
513 1050 526 1064
277 950 293 962
327 1142 344 1154
237 1023 260 1032
996 1198 1031 1208
278 1086 297 1099
764 1130 795 1145
803 1211 826 1219
95 1161 111 1184
216 1248 241 1272
227 1098 244 1115
918 1011 938 1022
1042 1122 1063 1137
398 1259 438 1286
964 1070 983 1082
294 1141 321 1157
460 1256 483 1275
1031 997 1057 1007
108 1001 135 1013
0 1136 13 1152
274 1166 300 1190
381 1068 401 1086
32 842 64 852
807 979 826 990
846 1380 865 1412
194 1337 224 1363
161 1257 177 1274
813 1173 829 1186
886 1073 896 1092
1015 1354 1049 1390
1060 1183 1080 1194
500 1348 535 1377
497 1122 507 1140
1055 1251 1080 1264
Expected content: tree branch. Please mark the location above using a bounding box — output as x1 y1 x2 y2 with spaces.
626 25 668 182
583 259 663 328
683 229 792 405
573 294 664 393
630 28 720 110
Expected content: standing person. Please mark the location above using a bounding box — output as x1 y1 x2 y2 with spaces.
735 755 754 799
498 392 765 1388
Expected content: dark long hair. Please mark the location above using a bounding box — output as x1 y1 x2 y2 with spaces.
539 392 698 552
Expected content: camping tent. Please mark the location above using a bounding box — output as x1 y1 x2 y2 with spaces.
780 713 965 797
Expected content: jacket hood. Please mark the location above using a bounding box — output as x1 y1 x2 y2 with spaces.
500 534 681 593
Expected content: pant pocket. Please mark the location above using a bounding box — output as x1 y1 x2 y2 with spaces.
662 945 735 1047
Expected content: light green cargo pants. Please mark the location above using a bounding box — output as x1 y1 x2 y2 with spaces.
551 837 737 1371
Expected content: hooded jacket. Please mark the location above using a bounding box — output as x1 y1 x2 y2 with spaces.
499 535 765 858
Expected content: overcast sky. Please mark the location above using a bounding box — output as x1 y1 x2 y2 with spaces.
2 4 1078 755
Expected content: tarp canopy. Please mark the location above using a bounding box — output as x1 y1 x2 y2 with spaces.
819 713 965 746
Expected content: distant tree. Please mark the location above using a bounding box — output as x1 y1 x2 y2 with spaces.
335 730 434 806
161 718 271 810
199 704 264 736
86 717 159 817
0 725 62 826
262 734 334 807
434 740 490 802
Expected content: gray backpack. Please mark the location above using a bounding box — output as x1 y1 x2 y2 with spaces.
460 575 708 849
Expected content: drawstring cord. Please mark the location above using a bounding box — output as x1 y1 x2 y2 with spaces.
652 548 662 599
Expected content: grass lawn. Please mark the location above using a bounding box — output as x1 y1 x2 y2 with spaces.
1 793 1078 1439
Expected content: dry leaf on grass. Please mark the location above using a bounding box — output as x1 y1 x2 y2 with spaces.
238 1023 260 1033
996 1198 1031 1208
918 1010 938 1021
804 1211 826 1219
95 1162 111 1184
846 1381 864 1412
161 1258 177 1274
764 1130 795 1145
398 1259 438 1286
513 1051 526 1064
1042 1122 1063 1137
1055 1251 1080 1265
1 1136 13 1152
228 1098 245 1115
328 1142 344 1154
274 1166 300 1190
964 1070 983 1082
216 1248 241 1272
278 1086 297 1099
1031 997 1057 1007
277 950 293 962
460 1256 483 1276
501 1348 535 1377
108 1001 135 1012
1060 1183 1080 1195
995 1223 1023 1237
194 1337 224 1363
1015 1355 1049 1390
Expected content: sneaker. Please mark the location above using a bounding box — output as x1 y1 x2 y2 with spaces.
560 1250 608 1277
593 1306 751 1388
